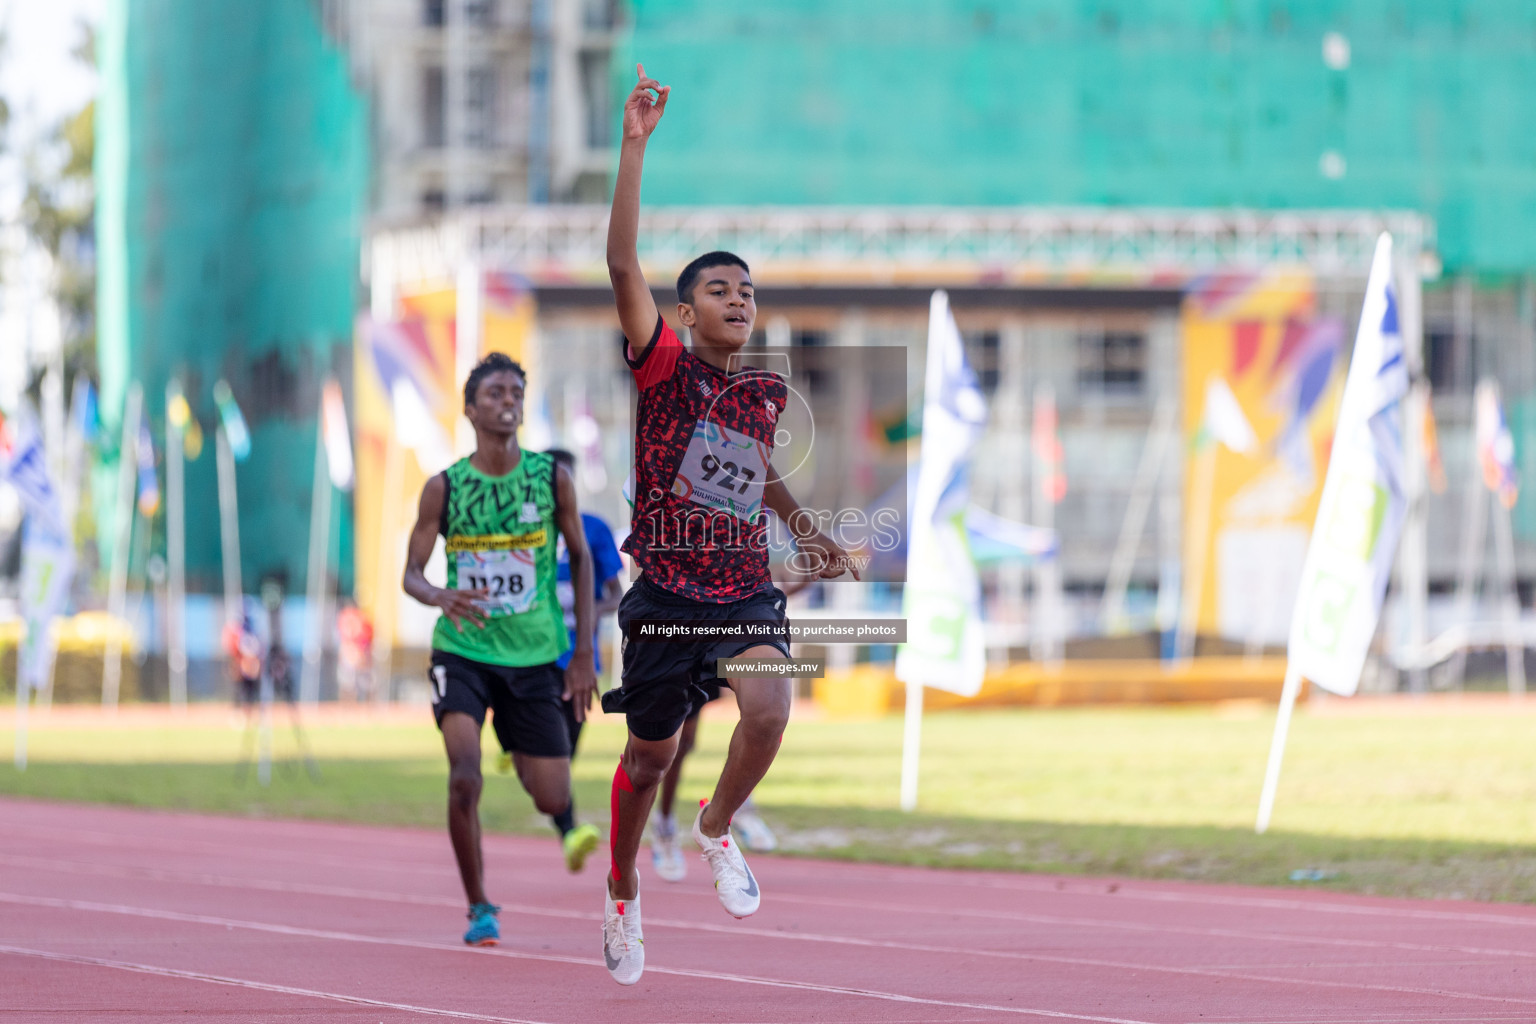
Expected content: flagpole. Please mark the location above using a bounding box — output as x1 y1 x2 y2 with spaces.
1398 245 1429 694
1447 427 1487 690
1031 383 1064 666
372 432 406 702
216 425 244 630
1176 442 1218 663
899 677 924 811
1492 494 1527 696
455 259 482 458
103 382 143 709
1102 396 1176 633
1255 664 1303 833
301 403 332 706
14 658 27 768
166 381 187 709
1156 453 1181 662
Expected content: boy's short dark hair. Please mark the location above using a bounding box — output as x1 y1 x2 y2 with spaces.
546 448 576 470
676 250 751 305
463 351 526 407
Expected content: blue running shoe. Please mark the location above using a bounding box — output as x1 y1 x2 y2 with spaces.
464 902 500 946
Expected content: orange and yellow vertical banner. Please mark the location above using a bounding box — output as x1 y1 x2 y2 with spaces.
351 272 538 646
1180 270 1346 646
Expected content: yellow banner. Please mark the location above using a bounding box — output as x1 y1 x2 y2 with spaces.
1180 270 1346 644
352 274 538 647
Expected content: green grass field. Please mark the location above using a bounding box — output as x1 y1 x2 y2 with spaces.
4 700 1536 902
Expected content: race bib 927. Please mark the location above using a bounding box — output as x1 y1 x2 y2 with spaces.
670 420 769 520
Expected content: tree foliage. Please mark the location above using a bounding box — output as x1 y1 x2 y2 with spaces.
21 21 97 396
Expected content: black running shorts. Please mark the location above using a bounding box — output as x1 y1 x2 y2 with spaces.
429 651 573 759
601 575 791 742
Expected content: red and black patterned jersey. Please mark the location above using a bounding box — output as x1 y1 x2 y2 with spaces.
623 316 787 603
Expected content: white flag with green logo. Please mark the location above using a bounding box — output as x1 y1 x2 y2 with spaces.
1286 235 1408 696
897 291 988 698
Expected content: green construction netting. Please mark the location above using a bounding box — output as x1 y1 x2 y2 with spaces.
623 0 1536 275
96 0 369 593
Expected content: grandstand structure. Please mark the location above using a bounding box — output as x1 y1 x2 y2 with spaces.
365 204 1438 666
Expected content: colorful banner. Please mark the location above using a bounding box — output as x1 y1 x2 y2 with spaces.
1181 270 1346 645
352 273 537 647
1475 380 1519 510
1287 234 1408 697
1031 389 1066 504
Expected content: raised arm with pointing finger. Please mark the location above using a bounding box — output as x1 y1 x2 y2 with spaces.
607 64 670 357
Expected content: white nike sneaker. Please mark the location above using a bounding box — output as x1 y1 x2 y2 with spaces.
650 819 688 883
692 800 760 919
732 807 778 853
602 893 644 986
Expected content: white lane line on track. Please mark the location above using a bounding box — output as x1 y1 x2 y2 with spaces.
0 943 556 1024
6 851 1536 977
11 851 1536 967
13 846 1536 969
4 888 1534 1017
846 868 1536 930
0 892 1154 1024
12 813 1536 932
759 888 1536 951
0 821 437 874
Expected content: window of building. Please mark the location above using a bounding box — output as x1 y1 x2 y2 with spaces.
465 65 497 148
583 0 619 30
464 0 497 26
1076 330 1145 397
1424 323 1480 395
422 66 446 148
963 331 1000 394
580 49 612 149
789 330 830 392
1425 326 1456 392
423 0 446 27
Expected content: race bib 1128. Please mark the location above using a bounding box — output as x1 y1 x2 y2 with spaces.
447 532 544 616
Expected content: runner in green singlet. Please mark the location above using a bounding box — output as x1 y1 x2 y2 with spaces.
403 352 598 946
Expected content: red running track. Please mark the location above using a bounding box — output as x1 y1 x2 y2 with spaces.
2 797 1534 1023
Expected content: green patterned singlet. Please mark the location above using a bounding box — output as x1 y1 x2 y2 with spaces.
431 452 568 667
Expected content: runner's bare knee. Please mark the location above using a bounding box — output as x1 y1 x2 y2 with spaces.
622 735 678 790
448 762 482 810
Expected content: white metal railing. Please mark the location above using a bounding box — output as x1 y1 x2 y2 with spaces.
367 204 1436 292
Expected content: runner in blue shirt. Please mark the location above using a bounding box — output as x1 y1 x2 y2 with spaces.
547 449 624 870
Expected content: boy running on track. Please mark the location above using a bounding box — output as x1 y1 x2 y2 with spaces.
600 63 858 985
650 572 819 876
402 353 597 947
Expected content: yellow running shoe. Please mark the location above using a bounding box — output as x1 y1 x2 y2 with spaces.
563 822 601 873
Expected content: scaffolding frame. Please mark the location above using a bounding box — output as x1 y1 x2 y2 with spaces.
367 204 1435 305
